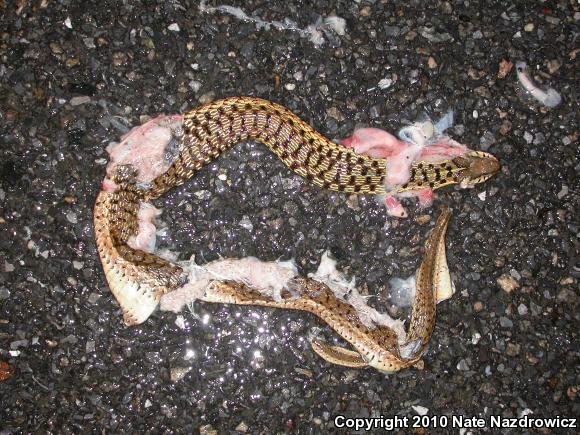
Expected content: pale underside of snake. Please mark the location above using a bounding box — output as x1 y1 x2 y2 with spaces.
94 97 499 372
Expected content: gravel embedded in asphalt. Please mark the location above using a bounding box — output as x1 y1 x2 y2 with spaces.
0 1 578 432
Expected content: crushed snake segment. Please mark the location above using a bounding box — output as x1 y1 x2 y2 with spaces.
94 97 498 371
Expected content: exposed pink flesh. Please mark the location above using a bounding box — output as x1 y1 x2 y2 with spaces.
384 196 408 218
127 203 162 253
104 114 183 189
101 178 119 192
385 144 423 187
416 138 468 162
342 126 475 215
341 127 407 158
415 188 434 208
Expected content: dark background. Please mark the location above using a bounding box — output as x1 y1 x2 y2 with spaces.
1 0 578 433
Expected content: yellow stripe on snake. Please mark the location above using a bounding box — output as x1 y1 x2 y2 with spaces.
94 97 499 372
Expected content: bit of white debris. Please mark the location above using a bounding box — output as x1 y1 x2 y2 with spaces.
168 23 180 32
4 262 15 273
217 173 227 181
64 17 72 29
433 110 454 134
477 191 487 201
378 78 393 90
472 110 478 118
199 0 346 47
156 248 179 262
144 399 152 408
9 350 21 357
285 83 296 91
471 332 482 345
73 261 84 270
174 315 186 330
519 408 533 418
323 16 346 35
516 61 562 108
412 405 429 416
396 111 455 148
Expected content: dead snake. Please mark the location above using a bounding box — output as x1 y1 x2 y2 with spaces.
94 97 499 372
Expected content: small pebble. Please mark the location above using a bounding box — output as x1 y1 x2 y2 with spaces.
497 274 520 293
378 78 393 89
235 422 249 432
66 212 78 224
457 359 470 371
505 343 520 356
70 96 91 106
499 316 513 328
414 215 431 225
170 366 191 382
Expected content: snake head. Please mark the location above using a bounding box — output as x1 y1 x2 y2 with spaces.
452 151 500 188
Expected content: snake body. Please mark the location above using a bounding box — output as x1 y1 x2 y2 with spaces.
94 97 499 371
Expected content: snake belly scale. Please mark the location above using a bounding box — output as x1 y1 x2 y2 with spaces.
94 96 498 371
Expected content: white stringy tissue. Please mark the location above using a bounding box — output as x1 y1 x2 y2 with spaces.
159 257 299 312
159 249 410 344
199 0 346 47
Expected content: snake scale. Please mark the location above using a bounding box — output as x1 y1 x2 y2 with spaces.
94 97 499 372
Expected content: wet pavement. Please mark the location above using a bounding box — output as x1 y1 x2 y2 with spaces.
1 0 578 433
